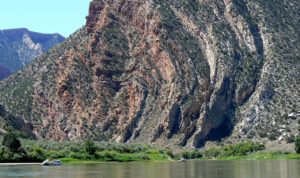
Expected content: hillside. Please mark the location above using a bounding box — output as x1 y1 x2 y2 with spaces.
0 0 299 149
0 28 65 73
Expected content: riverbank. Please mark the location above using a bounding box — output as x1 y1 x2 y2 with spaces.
205 152 300 160
0 153 172 165
61 152 300 163
59 153 172 163
1 152 299 165
1 136 299 163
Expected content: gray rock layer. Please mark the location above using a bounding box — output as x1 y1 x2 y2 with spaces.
0 0 299 149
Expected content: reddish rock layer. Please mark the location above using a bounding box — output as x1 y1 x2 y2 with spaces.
0 0 298 149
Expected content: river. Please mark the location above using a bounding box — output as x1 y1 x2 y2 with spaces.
0 160 299 178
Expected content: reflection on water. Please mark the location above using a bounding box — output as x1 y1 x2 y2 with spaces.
0 160 299 178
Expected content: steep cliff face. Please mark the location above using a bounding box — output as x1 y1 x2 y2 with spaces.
0 28 65 73
0 0 299 148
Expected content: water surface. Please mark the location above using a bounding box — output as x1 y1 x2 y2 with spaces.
0 160 299 178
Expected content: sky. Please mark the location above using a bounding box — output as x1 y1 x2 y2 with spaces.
0 0 92 37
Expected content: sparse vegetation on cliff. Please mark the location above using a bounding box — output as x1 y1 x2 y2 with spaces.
0 0 299 149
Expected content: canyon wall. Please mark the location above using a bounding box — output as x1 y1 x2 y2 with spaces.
0 0 299 149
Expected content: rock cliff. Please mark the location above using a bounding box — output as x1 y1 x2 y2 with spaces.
0 0 299 149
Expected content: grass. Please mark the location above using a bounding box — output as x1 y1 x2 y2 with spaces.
205 151 300 160
147 154 169 161
246 152 300 160
56 152 171 164
59 151 300 164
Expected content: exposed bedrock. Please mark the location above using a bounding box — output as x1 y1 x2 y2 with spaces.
0 0 298 149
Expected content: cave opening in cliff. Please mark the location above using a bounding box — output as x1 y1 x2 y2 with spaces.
206 116 233 142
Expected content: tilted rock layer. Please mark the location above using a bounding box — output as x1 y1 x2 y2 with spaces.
0 0 299 148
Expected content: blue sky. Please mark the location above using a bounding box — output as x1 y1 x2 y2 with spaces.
0 0 92 37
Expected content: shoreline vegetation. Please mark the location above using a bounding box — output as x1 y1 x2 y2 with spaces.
0 133 299 164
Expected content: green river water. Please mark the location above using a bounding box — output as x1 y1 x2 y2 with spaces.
0 160 299 178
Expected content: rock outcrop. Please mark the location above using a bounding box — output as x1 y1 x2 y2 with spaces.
0 0 299 149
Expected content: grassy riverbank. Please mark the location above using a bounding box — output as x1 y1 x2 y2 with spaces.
1 132 299 163
58 153 171 163
206 151 300 160
0 135 174 163
181 141 300 161
49 152 300 164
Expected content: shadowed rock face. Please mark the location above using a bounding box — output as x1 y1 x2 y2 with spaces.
0 104 34 137
0 0 299 148
0 28 65 73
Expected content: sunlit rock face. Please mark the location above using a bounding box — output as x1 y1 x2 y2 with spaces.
0 0 299 149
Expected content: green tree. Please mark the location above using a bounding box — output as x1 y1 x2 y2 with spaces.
268 132 277 140
204 147 220 158
190 150 202 159
27 146 46 162
84 140 96 155
0 147 3 159
2 132 21 152
165 149 174 158
295 136 300 154
181 151 190 159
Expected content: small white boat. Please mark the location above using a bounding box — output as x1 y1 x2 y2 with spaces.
179 158 186 162
42 159 61 166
